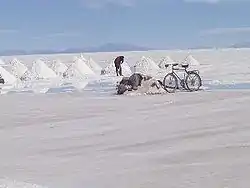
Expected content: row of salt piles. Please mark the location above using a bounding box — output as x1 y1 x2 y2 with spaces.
7 54 103 81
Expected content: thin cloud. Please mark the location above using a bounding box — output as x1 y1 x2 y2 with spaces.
47 32 81 38
0 29 19 34
80 0 134 8
33 31 81 39
184 0 250 3
201 27 250 36
79 0 248 8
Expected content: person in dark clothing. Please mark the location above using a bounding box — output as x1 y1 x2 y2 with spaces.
116 73 154 95
114 56 124 76
0 74 4 84
116 73 165 95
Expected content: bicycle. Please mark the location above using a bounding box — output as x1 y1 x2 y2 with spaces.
163 63 202 93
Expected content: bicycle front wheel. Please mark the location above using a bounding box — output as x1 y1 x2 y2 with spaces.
185 71 202 92
163 73 178 93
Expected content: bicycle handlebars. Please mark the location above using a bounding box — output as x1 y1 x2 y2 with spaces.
165 63 189 70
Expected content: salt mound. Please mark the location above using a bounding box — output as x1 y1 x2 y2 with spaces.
87 58 102 75
0 59 6 65
64 57 96 79
134 56 160 75
101 61 132 76
31 59 58 79
51 59 68 77
10 58 29 79
184 55 200 66
0 65 17 85
158 56 175 68
80 54 102 75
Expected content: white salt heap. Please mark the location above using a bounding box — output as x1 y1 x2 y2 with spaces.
0 65 17 85
183 55 200 66
134 56 160 75
79 54 102 75
51 59 68 77
126 78 166 96
0 59 6 65
101 61 132 76
86 57 102 75
31 59 58 79
64 57 96 79
158 56 175 69
10 58 29 79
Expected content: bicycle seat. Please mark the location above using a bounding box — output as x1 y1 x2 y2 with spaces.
181 64 189 68
172 63 179 66
164 64 170 68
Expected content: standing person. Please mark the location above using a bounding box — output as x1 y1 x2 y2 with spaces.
114 56 124 76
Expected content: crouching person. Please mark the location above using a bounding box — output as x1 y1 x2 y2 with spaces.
117 73 161 95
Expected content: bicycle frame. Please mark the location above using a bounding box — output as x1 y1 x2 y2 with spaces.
171 66 189 82
163 63 202 92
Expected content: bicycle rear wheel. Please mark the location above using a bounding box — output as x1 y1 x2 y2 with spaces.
185 71 202 91
163 73 178 93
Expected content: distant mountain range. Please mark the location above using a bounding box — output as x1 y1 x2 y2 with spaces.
229 42 250 48
0 43 153 56
1 42 250 56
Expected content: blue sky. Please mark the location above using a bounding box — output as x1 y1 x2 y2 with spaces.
0 0 250 50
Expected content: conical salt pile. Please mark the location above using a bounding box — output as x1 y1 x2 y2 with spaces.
65 57 96 79
31 59 58 79
10 58 29 79
0 66 17 85
79 54 102 75
101 61 132 76
86 57 102 75
147 56 159 70
51 59 68 77
184 55 200 66
158 56 175 69
0 59 6 65
134 56 160 75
